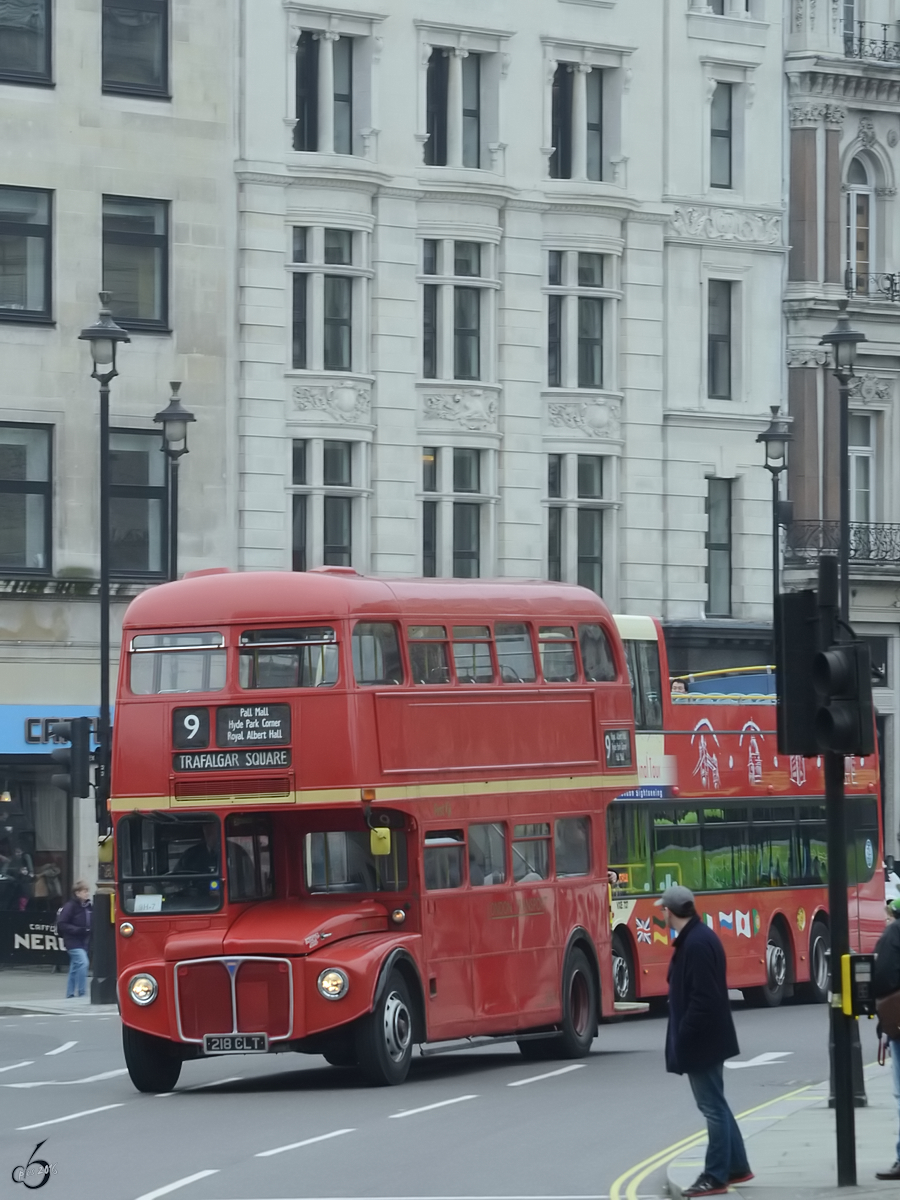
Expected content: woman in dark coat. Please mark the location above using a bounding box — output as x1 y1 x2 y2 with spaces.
57 881 92 999
873 897 900 1180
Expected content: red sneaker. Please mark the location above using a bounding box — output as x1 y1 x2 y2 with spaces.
728 1171 754 1185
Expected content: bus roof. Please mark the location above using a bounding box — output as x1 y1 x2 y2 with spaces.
613 615 658 642
122 570 614 630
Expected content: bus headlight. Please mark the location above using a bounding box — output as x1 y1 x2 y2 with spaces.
317 968 349 1000
119 923 135 938
128 973 158 1006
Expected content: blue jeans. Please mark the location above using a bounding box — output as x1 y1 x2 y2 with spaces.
688 1062 750 1185
66 948 88 998
890 1039 900 1161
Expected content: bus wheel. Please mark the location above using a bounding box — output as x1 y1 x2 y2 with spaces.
557 947 597 1057
743 925 789 1008
355 971 413 1086
802 920 830 1004
122 1024 182 1093
612 932 636 1004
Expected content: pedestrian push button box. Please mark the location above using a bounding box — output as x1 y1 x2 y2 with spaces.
841 952 877 1017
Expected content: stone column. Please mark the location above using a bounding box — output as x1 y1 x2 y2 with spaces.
571 64 590 182
786 357 823 523
447 49 466 168
824 106 846 285
316 31 337 154
788 104 820 282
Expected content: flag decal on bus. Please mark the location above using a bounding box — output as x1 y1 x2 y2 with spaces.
719 912 734 931
736 911 751 938
652 915 668 943
636 918 651 944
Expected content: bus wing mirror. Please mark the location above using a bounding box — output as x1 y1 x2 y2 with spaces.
370 827 392 856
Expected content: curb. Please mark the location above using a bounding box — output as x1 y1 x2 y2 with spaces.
0 1001 118 1016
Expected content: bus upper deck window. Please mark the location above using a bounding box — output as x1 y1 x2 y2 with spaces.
424 830 466 889
636 640 663 729
579 624 616 682
129 632 226 696
495 623 536 683
408 626 450 685
512 823 551 882
538 627 578 683
353 622 403 685
452 626 494 684
239 627 338 689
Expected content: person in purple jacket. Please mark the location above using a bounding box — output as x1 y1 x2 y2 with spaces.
57 881 92 999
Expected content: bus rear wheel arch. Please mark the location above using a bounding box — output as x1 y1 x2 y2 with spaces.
742 920 792 1008
612 929 637 1004
518 943 597 1061
122 1024 183 1093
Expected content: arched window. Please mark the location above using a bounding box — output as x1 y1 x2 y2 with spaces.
845 156 873 293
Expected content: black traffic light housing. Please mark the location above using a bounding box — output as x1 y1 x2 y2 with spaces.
814 640 875 757
776 588 819 756
49 718 92 798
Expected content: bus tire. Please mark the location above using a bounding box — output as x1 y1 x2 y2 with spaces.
557 947 597 1058
354 970 413 1086
516 1035 558 1060
322 1039 358 1068
743 925 789 1008
612 931 637 1004
801 919 830 1004
122 1024 182 1093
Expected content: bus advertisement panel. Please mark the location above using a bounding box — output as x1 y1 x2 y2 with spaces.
111 570 637 1091
608 616 883 1008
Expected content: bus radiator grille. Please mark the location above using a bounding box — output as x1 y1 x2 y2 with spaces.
176 957 292 1041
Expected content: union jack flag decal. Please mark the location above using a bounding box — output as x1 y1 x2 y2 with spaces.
636 917 652 945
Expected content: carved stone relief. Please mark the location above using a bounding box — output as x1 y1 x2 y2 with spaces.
547 399 621 440
293 382 372 423
787 347 829 367
670 207 781 246
848 373 894 404
422 389 498 432
859 117 876 149
789 101 845 129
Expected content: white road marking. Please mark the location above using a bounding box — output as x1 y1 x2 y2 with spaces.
725 1052 793 1070
6 1068 128 1088
389 1094 478 1119
133 1170 220 1200
181 1075 242 1091
255 1127 356 1157
45 1041 77 1055
17 1102 124 1130
507 1064 586 1087
0 1061 33 1073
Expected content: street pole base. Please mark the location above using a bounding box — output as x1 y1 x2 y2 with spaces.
829 1015 868 1108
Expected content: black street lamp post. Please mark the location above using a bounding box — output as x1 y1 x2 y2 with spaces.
756 405 793 605
78 292 130 1006
154 382 195 581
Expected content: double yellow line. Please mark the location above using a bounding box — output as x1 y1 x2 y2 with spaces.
609 1084 814 1200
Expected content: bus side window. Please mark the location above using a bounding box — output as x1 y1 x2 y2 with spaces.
538 627 578 682
579 624 617 682
495 623 537 683
469 822 507 885
623 642 643 727
555 817 590 877
636 640 663 730
408 626 450 685
512 823 551 882
607 803 650 894
452 626 494 684
225 814 274 902
652 807 703 892
352 622 404 685
424 830 466 889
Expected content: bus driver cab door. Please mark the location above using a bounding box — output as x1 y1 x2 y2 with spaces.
422 829 475 1036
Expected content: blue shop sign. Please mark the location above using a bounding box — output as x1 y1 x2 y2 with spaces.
0 706 106 755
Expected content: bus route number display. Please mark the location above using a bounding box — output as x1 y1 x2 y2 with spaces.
604 729 633 769
215 704 291 747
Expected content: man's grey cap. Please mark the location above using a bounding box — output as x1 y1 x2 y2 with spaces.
655 885 695 915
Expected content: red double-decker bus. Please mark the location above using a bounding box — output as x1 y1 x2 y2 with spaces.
608 615 884 1008
111 570 637 1091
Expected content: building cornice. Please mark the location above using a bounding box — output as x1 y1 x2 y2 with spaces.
663 410 774 432
787 60 900 109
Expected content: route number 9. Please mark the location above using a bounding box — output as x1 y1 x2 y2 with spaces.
173 707 209 750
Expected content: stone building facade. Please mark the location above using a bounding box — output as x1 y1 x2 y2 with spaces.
784 0 900 851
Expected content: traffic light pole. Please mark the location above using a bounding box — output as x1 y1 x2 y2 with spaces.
819 556 856 1186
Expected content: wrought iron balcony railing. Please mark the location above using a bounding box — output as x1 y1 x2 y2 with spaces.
844 21 900 62
785 521 900 567
844 269 900 302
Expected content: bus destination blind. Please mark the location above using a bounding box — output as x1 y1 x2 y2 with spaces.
173 748 292 772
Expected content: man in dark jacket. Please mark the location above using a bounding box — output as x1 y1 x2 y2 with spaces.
873 897 900 1180
57 881 92 999
660 885 751 1197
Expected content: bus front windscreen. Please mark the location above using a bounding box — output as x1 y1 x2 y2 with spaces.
118 813 224 914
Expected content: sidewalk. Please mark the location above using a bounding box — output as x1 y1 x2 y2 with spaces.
667 1064 900 1199
0 966 117 1014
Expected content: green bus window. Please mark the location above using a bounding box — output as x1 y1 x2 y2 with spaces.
607 803 651 894
652 807 703 892
702 807 750 890
749 805 794 888
849 795 878 886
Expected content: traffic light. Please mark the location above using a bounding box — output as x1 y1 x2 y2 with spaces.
813 640 875 756
775 588 819 756
49 718 92 798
